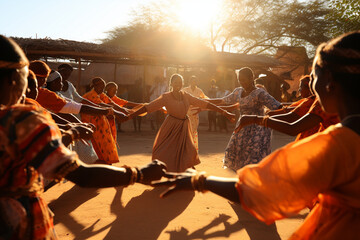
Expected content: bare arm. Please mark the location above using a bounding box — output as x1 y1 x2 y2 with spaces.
236 113 322 136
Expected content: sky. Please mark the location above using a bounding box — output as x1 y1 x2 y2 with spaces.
0 0 154 43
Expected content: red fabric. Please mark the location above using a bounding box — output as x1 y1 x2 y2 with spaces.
36 88 66 113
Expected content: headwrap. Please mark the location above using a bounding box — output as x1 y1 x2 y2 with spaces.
47 71 62 83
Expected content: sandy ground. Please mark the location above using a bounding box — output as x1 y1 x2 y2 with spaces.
43 122 308 240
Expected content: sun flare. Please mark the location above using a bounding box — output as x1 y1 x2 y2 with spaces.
175 0 222 32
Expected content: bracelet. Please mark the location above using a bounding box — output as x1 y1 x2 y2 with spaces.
191 171 208 193
135 167 144 183
261 116 269 128
122 165 138 186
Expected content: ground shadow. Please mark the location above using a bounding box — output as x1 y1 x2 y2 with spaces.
165 201 283 240
165 213 244 240
104 187 194 240
48 185 116 239
229 202 281 240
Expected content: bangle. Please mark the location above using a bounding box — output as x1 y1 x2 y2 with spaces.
122 165 138 186
261 116 269 128
135 167 144 183
191 171 208 193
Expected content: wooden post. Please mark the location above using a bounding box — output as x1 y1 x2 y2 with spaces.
77 58 82 94
114 63 117 83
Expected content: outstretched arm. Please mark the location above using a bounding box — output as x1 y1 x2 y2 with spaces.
65 160 166 187
236 113 322 136
152 170 240 203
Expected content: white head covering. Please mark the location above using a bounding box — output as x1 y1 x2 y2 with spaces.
47 70 62 83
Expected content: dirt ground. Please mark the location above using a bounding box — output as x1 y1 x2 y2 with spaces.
43 122 308 240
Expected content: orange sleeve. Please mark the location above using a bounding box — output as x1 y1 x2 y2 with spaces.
291 96 315 117
112 96 128 107
235 126 355 224
36 88 67 113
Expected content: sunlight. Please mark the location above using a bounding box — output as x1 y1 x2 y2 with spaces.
175 0 222 32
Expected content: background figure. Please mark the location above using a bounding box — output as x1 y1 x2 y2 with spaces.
129 74 235 172
182 75 208 151
207 79 218 131
148 76 167 130
129 78 144 132
57 64 98 164
216 85 230 132
280 83 291 102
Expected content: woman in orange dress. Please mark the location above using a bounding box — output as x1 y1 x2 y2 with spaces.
105 82 144 136
81 77 128 164
154 31 360 239
129 74 235 172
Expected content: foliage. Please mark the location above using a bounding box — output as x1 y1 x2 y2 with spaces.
326 0 360 37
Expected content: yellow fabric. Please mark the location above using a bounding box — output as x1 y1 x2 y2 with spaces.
236 124 360 239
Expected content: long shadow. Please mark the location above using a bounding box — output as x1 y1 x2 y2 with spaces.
104 187 194 240
48 185 112 239
166 213 244 240
229 202 281 240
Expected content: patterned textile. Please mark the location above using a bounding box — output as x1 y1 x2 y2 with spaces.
236 124 360 239
0 104 79 239
223 87 280 171
81 90 119 164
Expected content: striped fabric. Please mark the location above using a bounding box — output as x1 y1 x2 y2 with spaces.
0 104 78 239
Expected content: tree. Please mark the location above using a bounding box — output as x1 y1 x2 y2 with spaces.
211 0 331 55
326 0 360 37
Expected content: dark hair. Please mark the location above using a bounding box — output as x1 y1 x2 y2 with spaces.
0 35 28 81
58 63 73 72
238 67 254 81
105 81 117 91
29 60 51 78
91 77 105 88
315 30 360 98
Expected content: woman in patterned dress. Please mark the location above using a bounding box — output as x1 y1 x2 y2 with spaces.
207 67 281 171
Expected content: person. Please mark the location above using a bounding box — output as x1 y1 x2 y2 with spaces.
0 35 167 240
207 79 218 131
105 81 144 132
267 75 312 116
148 76 167 130
207 67 281 171
29 61 116 118
128 78 145 132
153 31 360 240
81 77 129 164
280 83 291 102
182 75 208 151
238 74 339 142
129 74 235 172
216 84 230 132
57 63 99 107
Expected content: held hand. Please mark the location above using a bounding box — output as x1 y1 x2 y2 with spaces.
234 115 257 133
114 110 129 123
139 159 167 184
73 125 94 140
151 169 197 198
224 111 236 123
